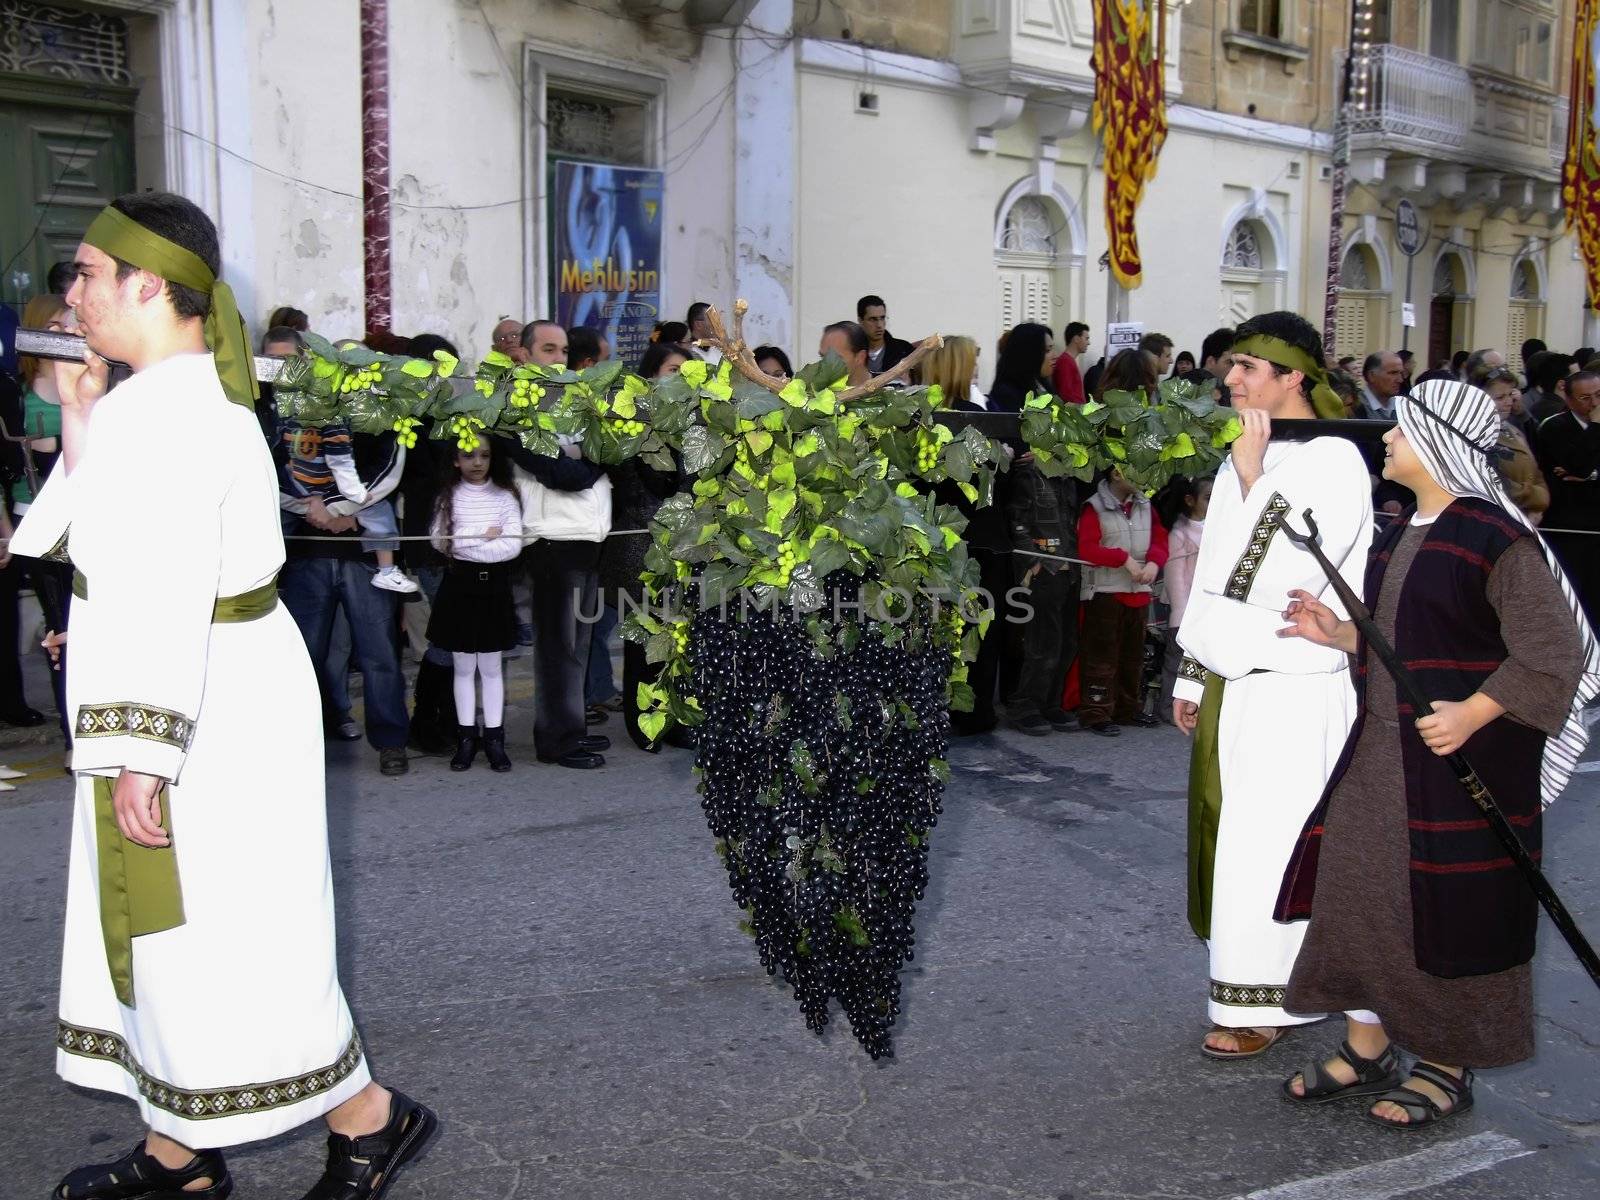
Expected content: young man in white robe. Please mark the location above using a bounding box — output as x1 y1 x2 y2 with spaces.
1171 311 1373 1058
12 191 436 1200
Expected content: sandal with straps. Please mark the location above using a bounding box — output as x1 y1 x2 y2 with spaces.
1283 1040 1402 1105
1201 1025 1291 1059
299 1089 438 1200
55 1143 232 1199
1366 1063 1475 1130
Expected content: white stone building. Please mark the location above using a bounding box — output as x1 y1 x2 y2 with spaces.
0 0 1586 379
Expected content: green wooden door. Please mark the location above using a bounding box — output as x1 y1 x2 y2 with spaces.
0 86 134 305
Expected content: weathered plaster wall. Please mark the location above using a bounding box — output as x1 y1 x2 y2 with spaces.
797 0 951 61
237 0 736 360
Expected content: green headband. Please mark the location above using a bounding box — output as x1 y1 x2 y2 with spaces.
84 205 257 410
1230 333 1344 421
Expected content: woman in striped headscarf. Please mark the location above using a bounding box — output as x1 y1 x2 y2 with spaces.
1273 378 1600 1129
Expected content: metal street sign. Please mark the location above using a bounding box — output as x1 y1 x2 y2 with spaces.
1395 199 1424 258
1106 322 1144 353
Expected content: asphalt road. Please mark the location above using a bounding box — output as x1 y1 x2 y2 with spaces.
2 667 1597 1199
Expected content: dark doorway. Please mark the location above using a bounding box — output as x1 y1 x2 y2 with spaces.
1428 294 1455 372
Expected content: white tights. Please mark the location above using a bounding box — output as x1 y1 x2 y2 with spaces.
452 652 505 727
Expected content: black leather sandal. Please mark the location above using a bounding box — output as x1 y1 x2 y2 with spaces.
1283 1040 1402 1104
299 1090 438 1199
1366 1063 1475 1129
55 1143 232 1199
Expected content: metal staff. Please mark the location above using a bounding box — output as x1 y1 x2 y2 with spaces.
0 416 67 633
1282 508 1600 990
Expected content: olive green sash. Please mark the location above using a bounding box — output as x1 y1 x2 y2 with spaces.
1186 673 1226 940
94 777 184 1007
73 572 278 623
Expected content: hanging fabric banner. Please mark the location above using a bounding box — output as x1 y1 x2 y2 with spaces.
1091 0 1169 290
1565 0 1600 309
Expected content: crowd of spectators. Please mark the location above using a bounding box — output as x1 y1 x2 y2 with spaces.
7 273 1599 774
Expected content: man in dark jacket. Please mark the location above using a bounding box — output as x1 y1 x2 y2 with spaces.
279 428 412 776
1004 460 1080 735
1537 370 1600 620
857 295 914 376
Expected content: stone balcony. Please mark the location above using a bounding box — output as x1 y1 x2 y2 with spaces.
1343 43 1563 219
951 0 1182 192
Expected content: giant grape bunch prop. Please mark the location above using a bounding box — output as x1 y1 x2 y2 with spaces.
691 573 951 1059
271 303 1239 1058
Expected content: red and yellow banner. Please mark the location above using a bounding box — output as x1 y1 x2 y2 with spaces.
1092 0 1169 290
1565 0 1600 308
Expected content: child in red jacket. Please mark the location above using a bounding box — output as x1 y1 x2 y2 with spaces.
1077 471 1168 736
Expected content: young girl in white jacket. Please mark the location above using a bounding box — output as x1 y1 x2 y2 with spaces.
427 441 524 771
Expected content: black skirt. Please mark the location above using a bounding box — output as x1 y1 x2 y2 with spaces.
426 559 519 653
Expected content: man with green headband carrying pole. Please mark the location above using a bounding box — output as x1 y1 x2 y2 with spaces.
8 192 436 1200
1170 311 1373 1060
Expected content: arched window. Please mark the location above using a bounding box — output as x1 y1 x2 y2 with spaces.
1432 256 1456 298
1428 250 1474 370
1510 257 1540 301
1222 222 1264 270
993 184 1084 340
1334 241 1387 359
1218 214 1284 324
1507 254 1546 370
1340 243 1373 291
999 197 1057 256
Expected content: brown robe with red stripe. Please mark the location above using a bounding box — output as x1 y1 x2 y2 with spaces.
1275 499 1584 1066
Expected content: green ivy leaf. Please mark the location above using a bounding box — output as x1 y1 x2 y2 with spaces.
637 709 667 742
681 425 727 475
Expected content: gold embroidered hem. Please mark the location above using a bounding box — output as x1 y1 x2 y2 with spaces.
1225 492 1290 601
59 1022 364 1121
77 702 195 750
1210 980 1288 1008
1179 656 1210 684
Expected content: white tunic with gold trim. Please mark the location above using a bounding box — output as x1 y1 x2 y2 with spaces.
12 353 369 1147
1173 436 1373 1028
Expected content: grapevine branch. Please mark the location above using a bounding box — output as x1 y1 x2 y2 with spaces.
838 334 942 402
706 302 786 395
706 300 943 401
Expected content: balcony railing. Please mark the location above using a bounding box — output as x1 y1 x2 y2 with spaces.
1343 44 1471 150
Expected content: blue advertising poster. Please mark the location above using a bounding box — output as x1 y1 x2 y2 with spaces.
552 160 664 369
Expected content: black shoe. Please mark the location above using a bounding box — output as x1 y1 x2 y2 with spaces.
579 734 611 752
1041 707 1079 732
539 749 606 769
1085 721 1121 737
482 726 512 772
585 705 609 726
378 747 409 776
0 705 46 728
1010 713 1051 737
1131 713 1161 728
56 1142 232 1199
450 725 479 772
299 1089 438 1200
